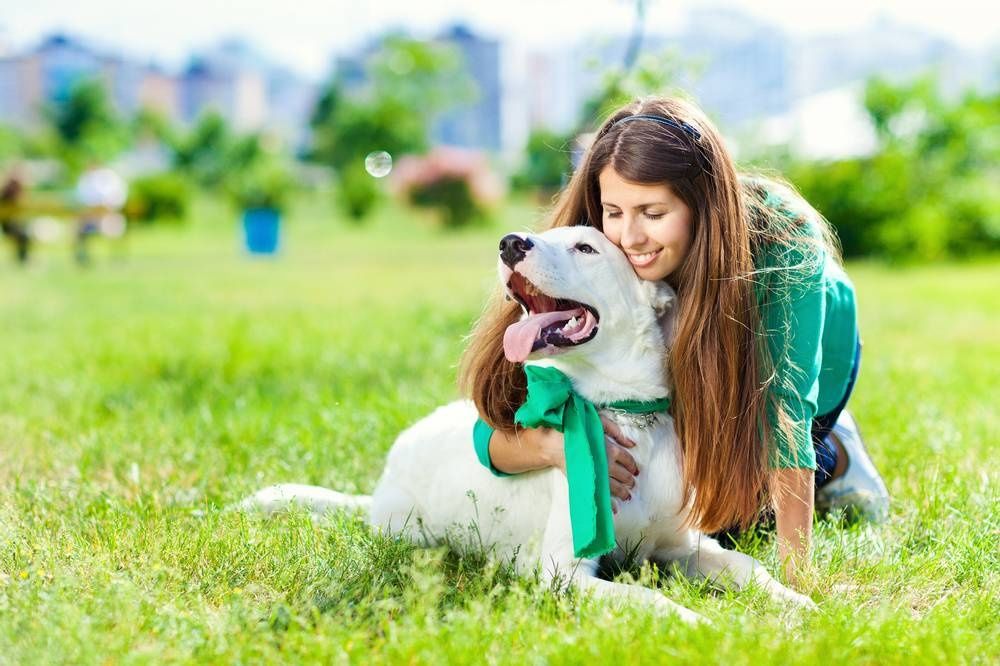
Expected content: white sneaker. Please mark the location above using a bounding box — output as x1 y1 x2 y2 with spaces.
815 410 890 523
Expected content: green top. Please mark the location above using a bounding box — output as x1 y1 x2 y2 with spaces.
474 187 857 473
756 188 858 469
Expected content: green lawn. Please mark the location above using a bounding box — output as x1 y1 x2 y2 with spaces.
1 199 997 664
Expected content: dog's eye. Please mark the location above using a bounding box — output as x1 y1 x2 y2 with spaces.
575 243 598 254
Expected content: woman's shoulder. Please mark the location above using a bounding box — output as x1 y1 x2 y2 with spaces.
742 176 829 272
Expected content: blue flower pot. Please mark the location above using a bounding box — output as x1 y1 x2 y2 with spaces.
242 208 281 255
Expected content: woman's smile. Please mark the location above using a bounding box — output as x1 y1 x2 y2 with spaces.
625 248 663 267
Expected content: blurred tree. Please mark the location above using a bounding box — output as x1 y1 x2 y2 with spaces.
787 74 999 261
512 44 685 197
132 107 176 146
45 78 126 170
511 129 575 195
170 111 234 187
622 0 652 72
308 35 475 221
579 50 686 131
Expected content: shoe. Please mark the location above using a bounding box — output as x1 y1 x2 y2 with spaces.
815 410 890 523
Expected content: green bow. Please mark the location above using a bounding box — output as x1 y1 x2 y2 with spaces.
514 365 671 559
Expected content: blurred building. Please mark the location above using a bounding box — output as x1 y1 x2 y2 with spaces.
181 39 317 143
180 57 266 130
0 49 42 128
0 16 991 159
431 25 502 152
673 8 794 126
0 34 182 127
0 33 315 148
515 6 988 159
522 50 578 135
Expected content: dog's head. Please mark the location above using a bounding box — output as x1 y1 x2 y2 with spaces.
498 226 675 401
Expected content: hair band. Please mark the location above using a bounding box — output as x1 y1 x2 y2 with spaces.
610 114 702 141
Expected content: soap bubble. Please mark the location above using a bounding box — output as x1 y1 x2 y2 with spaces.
365 151 393 178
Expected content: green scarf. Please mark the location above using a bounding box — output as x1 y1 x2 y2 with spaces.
514 365 671 559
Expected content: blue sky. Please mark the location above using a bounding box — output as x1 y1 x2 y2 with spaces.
3 0 996 80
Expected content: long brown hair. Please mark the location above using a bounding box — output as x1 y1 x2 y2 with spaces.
459 96 839 533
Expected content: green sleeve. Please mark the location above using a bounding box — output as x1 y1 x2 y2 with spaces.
473 417 515 477
760 240 824 471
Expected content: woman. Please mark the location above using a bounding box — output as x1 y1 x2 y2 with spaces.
460 96 889 583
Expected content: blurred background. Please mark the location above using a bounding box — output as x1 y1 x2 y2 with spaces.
0 0 996 264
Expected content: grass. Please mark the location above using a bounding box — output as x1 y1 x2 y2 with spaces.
0 196 997 664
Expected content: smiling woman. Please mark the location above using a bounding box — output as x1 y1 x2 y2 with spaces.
598 168 693 283
460 95 890 585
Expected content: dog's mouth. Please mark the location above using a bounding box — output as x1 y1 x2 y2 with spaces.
503 271 599 363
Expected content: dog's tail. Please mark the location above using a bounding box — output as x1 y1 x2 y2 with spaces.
235 483 372 518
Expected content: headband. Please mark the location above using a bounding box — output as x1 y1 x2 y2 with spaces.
609 114 702 141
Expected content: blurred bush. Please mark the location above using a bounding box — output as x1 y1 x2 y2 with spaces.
392 147 502 228
336 160 383 222
226 155 296 214
786 75 999 261
124 172 191 223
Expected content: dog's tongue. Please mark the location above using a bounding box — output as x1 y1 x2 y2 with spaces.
503 309 581 362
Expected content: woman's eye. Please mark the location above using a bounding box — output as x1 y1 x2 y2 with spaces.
575 243 598 254
646 212 665 220
605 211 622 218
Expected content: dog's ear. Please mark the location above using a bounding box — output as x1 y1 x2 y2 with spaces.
640 280 676 318
641 280 679 348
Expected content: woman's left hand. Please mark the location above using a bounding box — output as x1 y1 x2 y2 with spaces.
599 414 639 505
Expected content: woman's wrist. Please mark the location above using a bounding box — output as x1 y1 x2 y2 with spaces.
536 427 566 471
772 468 815 585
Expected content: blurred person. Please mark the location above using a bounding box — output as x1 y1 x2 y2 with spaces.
75 162 128 266
463 96 889 585
1 165 31 264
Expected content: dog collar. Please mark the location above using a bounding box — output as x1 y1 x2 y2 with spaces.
600 397 671 413
599 397 671 431
513 366 670 559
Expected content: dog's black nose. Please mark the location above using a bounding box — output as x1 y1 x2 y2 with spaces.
499 234 533 267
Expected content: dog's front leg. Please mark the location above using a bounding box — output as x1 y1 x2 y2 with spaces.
675 536 816 609
539 482 704 624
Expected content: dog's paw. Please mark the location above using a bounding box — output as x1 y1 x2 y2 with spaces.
652 596 709 625
778 589 818 610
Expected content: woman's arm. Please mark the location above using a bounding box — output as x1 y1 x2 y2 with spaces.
487 426 565 474
772 467 814 585
487 420 639 500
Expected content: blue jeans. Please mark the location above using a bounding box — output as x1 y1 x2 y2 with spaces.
813 337 862 488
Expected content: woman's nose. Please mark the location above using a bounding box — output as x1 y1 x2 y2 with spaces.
620 217 646 247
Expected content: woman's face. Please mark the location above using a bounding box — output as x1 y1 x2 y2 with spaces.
598 166 693 283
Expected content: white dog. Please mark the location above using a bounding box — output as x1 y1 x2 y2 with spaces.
241 226 813 622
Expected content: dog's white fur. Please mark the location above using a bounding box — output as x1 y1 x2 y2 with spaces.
241 226 813 621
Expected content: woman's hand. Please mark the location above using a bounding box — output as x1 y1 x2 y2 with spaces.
489 418 639 503
600 414 639 503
